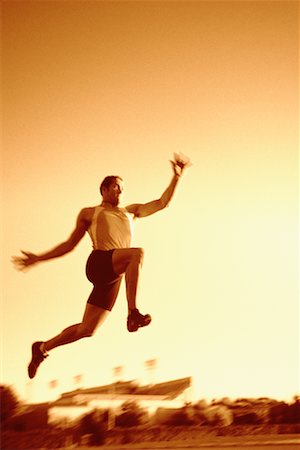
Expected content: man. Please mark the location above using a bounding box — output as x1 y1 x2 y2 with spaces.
13 154 190 379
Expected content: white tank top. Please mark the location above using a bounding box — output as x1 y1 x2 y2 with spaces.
88 206 133 250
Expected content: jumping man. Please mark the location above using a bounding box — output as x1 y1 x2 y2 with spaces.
12 154 190 379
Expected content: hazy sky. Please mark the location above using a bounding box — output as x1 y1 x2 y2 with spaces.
2 0 299 404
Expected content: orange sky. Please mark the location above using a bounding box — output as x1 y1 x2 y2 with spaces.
2 1 299 404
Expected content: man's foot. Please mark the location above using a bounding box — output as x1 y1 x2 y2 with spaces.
28 342 48 379
127 309 152 332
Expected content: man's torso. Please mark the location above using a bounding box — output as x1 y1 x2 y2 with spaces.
85 205 133 250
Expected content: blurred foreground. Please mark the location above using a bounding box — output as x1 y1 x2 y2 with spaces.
2 429 300 450
1 384 300 449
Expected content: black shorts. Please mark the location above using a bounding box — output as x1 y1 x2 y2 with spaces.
86 250 122 311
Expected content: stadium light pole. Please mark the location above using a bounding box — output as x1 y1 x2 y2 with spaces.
108 365 123 430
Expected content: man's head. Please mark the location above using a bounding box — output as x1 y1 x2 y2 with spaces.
100 176 123 206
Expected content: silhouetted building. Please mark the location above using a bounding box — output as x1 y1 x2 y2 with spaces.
49 377 192 423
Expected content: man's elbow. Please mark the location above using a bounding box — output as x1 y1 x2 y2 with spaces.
159 198 170 209
64 239 77 253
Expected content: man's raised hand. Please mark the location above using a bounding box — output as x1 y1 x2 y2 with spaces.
170 152 192 177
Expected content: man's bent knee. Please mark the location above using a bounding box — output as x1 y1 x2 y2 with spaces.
112 247 145 275
132 247 144 264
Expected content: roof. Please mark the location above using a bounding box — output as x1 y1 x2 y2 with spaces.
51 377 191 407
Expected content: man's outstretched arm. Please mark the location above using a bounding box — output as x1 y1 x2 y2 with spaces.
12 208 91 270
126 154 191 218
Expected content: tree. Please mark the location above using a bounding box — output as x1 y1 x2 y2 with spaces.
78 409 106 445
269 399 300 424
116 400 148 427
0 385 19 422
165 406 194 426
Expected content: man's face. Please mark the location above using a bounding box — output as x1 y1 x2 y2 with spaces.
103 178 124 206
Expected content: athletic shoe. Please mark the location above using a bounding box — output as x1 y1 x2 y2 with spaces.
127 308 152 332
28 341 48 379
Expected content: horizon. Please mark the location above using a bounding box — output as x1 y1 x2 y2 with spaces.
4 365 299 406
3 375 299 407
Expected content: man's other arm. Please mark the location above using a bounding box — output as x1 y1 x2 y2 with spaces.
12 208 92 270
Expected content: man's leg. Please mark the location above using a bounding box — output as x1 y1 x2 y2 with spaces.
28 304 109 379
112 247 151 331
44 303 109 351
112 247 144 311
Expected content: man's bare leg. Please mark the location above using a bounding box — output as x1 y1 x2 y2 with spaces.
112 247 151 331
28 304 109 379
112 247 144 311
44 304 109 351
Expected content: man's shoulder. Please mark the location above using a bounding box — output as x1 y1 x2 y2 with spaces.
125 204 139 216
79 206 98 223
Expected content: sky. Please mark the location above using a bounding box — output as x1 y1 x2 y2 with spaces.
1 0 299 404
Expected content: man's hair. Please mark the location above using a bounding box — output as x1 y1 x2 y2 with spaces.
99 176 122 195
